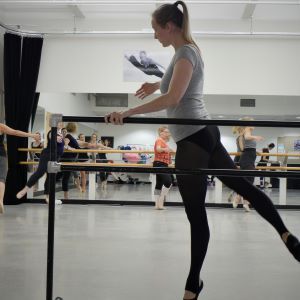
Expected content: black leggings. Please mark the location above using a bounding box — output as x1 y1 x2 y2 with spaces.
153 161 172 191
239 148 256 184
27 150 51 194
175 126 288 293
97 159 109 182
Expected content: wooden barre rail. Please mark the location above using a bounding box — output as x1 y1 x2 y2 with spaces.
17 148 300 157
18 148 159 154
19 161 300 171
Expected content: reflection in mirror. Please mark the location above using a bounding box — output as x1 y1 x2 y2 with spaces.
25 93 300 208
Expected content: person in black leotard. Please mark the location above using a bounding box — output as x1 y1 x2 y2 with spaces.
60 123 94 198
105 2 300 299
89 133 112 190
0 123 38 214
30 131 44 160
257 142 275 188
77 133 90 193
16 122 64 203
29 131 44 190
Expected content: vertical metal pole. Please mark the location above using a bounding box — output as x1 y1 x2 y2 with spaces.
46 114 62 300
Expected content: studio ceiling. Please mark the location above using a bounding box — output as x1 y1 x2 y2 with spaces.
0 1 299 35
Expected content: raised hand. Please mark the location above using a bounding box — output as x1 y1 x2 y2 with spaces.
135 82 160 99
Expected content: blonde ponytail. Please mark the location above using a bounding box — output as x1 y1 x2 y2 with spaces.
176 1 200 51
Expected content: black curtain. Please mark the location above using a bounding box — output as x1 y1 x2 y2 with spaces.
31 93 40 131
4 33 43 204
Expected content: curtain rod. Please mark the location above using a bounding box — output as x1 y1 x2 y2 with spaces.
0 21 43 37
0 1 299 5
1 23 300 38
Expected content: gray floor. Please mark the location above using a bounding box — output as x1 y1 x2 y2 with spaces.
0 204 299 300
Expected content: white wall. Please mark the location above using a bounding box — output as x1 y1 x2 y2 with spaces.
37 36 300 96
204 95 300 116
38 92 99 131
31 112 45 137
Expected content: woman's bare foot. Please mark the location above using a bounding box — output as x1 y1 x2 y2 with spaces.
281 231 300 262
16 186 29 199
183 290 196 299
75 178 82 192
282 232 290 243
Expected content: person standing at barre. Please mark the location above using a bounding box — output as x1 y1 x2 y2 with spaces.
105 1 300 299
153 126 173 210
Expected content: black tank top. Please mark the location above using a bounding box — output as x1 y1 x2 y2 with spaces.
0 134 6 157
31 141 43 159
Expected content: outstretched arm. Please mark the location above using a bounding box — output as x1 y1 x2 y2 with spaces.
0 123 38 139
105 58 193 124
244 127 264 142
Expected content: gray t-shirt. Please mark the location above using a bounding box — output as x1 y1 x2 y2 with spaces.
242 134 257 149
160 44 210 142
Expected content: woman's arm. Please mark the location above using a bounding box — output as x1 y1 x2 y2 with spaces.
244 127 264 142
135 81 161 99
77 140 89 147
0 123 37 139
155 140 172 153
238 135 244 152
97 142 112 150
105 58 194 125
156 145 172 153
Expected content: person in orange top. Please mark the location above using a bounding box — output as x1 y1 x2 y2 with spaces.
153 126 173 209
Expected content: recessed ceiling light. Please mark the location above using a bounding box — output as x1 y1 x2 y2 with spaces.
218 115 224 118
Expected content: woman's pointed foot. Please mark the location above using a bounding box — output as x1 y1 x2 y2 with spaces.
16 187 29 199
183 280 204 300
282 232 300 262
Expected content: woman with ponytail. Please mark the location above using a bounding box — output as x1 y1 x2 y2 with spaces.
105 1 300 299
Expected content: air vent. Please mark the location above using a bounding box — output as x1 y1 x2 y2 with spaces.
96 93 128 107
240 98 256 107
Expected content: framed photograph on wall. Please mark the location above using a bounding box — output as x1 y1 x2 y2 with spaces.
101 136 114 148
123 50 171 82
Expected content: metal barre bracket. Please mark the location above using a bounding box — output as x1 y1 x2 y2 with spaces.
47 161 62 173
49 114 63 127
